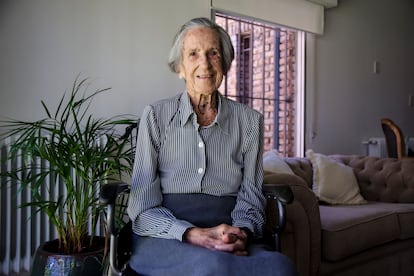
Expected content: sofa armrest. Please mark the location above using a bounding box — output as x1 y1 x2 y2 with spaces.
264 172 322 276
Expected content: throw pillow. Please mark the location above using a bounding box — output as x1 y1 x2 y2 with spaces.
263 150 294 175
306 149 367 205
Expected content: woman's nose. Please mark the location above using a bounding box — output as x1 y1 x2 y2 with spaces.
199 54 212 68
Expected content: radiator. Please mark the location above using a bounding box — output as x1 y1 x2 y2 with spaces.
0 137 105 276
363 137 414 158
363 137 387 157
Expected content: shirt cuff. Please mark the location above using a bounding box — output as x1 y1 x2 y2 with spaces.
168 219 195 241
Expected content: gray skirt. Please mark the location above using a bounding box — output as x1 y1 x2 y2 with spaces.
129 194 297 276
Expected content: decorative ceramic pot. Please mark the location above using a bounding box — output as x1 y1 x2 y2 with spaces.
31 237 105 276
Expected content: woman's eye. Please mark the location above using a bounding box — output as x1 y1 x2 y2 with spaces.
189 51 197 57
208 50 220 59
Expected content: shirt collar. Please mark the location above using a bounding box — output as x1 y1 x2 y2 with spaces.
215 93 230 135
179 92 195 127
179 92 230 135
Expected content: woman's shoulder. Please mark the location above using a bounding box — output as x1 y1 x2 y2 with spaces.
147 93 182 109
141 93 182 116
220 94 263 120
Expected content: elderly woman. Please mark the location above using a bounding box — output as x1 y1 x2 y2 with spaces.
127 17 297 275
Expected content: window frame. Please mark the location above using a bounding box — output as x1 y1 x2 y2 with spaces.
213 11 305 157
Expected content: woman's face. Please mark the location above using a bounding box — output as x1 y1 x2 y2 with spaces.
179 27 224 96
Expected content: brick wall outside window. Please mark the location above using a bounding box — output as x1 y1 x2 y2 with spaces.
216 14 297 156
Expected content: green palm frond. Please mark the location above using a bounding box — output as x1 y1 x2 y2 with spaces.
0 77 134 254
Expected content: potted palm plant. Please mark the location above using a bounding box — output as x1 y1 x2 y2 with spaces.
0 77 135 275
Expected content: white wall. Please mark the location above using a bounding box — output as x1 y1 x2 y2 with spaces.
306 0 414 155
1 0 413 156
0 0 209 121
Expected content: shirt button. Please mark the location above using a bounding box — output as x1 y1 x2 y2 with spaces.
198 142 204 148
198 168 204 174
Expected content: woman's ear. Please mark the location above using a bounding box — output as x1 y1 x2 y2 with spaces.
178 65 185 79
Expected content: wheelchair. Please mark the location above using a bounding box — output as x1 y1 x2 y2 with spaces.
100 123 294 276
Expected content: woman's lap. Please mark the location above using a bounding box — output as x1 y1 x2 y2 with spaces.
129 194 297 275
130 235 298 276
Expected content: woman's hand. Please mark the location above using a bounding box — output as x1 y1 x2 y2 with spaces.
183 224 249 256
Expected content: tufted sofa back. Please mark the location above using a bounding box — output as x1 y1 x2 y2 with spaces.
284 155 414 203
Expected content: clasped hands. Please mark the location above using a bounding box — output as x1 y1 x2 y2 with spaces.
183 224 249 256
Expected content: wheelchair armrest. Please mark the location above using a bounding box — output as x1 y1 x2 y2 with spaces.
100 182 131 275
262 183 293 251
100 182 130 205
100 182 130 236
262 184 293 204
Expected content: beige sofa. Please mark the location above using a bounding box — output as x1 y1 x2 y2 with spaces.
264 154 414 276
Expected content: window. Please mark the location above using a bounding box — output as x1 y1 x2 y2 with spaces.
239 33 251 106
214 12 304 157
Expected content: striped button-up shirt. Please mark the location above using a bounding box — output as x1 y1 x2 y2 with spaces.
127 91 266 241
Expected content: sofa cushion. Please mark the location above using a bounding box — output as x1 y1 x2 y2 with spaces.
320 202 414 261
306 150 367 205
263 150 295 175
384 203 414 239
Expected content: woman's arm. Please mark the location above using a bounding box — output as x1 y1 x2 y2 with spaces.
127 105 194 241
231 113 266 238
